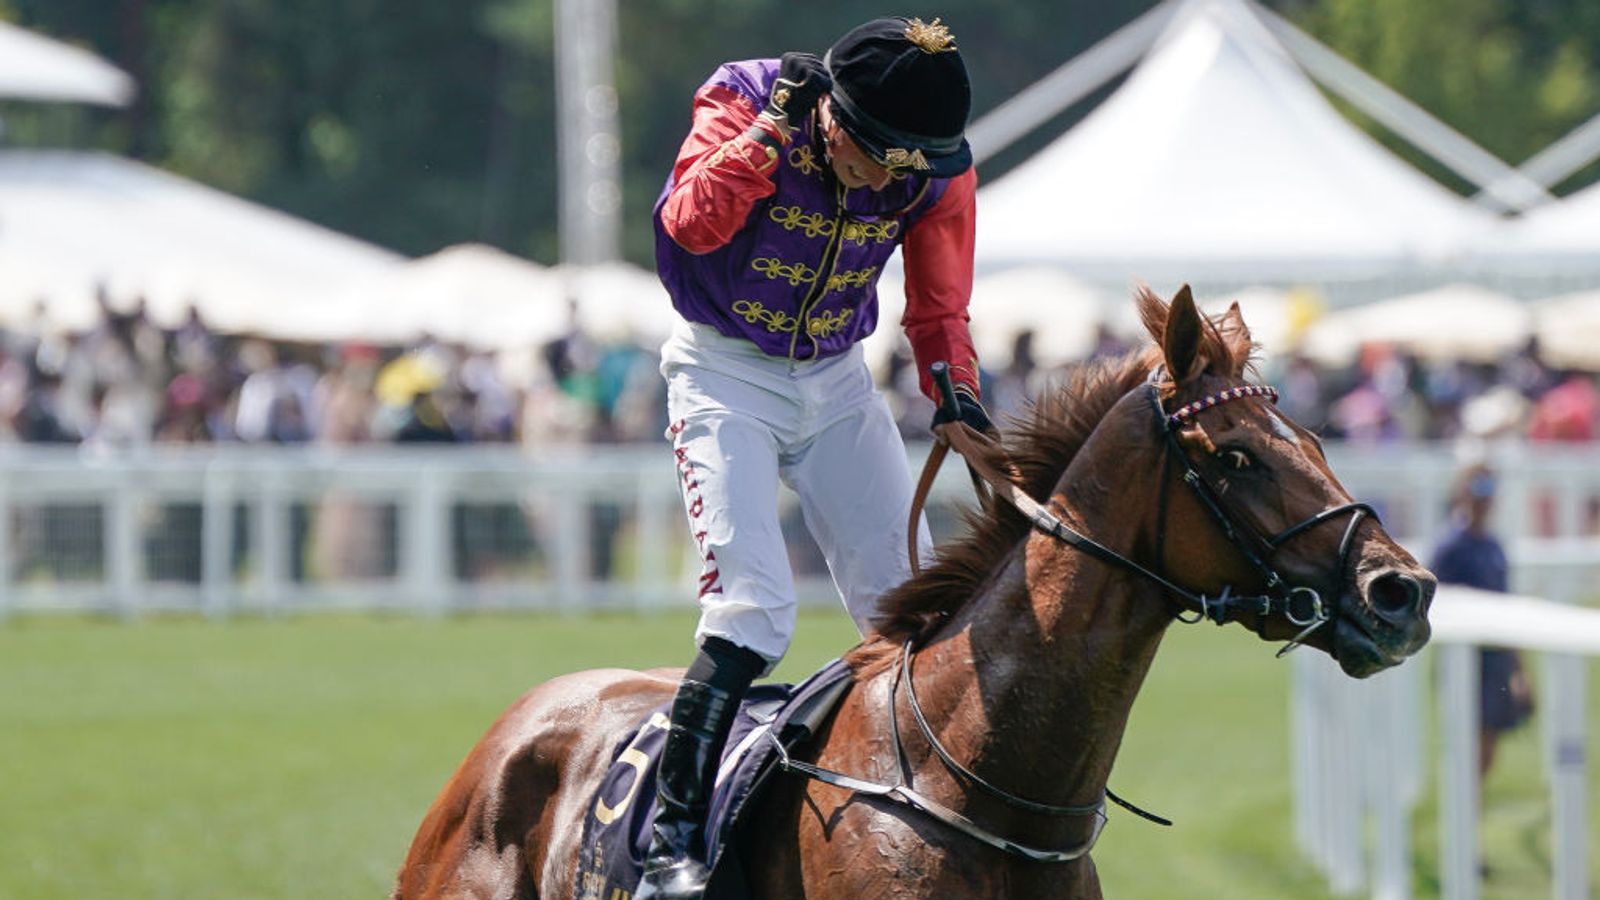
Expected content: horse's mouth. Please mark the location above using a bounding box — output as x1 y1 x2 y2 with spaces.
1332 606 1431 678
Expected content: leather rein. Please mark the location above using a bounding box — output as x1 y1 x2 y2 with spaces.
784 370 1374 864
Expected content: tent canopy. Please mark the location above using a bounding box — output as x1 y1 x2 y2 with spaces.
1471 179 1600 276
0 150 402 338
974 0 1497 285
0 21 134 106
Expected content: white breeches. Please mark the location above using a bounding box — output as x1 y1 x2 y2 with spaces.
661 321 933 669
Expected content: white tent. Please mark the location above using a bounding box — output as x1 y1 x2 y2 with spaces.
1300 283 1530 365
1471 179 1600 277
974 0 1498 285
0 21 134 106
0 150 402 338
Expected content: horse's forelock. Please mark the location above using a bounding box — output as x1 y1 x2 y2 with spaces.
1137 285 1257 388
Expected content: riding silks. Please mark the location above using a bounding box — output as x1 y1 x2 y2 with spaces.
573 658 853 900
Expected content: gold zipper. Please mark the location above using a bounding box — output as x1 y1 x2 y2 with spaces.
788 181 849 361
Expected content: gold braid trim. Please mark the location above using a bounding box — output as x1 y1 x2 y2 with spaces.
840 219 899 245
750 257 818 286
824 266 878 293
788 144 822 177
729 301 855 338
769 205 835 239
805 308 854 337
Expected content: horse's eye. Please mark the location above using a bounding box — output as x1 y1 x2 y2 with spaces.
1215 448 1253 470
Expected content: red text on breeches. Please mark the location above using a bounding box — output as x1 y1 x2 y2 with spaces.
671 419 723 597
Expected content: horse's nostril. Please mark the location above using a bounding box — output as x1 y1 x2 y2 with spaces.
1369 572 1423 619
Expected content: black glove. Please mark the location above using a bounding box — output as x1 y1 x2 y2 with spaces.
931 385 995 436
764 52 831 123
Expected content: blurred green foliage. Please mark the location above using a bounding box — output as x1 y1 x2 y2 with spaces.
3 1 1599 262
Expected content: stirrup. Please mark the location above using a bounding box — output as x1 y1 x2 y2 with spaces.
636 854 711 900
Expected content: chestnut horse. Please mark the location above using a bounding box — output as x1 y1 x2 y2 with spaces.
394 286 1433 899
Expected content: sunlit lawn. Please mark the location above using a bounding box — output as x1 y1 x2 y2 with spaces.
1 610 1593 898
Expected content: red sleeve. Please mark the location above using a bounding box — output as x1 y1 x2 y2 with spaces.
659 84 789 255
902 167 980 402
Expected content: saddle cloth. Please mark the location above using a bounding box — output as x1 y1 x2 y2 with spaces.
572 658 854 900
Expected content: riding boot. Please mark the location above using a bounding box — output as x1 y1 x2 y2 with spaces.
636 638 763 900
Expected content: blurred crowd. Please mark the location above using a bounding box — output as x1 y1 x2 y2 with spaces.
1 292 1597 451
0 292 667 450
939 327 1599 446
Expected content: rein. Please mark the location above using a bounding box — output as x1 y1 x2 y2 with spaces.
772 638 1113 865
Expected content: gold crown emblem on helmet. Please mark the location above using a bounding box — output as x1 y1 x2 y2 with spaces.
904 17 956 53
883 147 931 172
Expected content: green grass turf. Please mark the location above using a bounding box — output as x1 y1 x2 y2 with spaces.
1 611 1595 898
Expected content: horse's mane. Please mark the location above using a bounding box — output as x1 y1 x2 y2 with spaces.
848 286 1253 672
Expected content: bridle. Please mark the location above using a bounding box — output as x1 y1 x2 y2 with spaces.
1150 379 1376 652
916 373 1378 654
800 372 1381 863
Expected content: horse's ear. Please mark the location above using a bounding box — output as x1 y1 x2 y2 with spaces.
1217 301 1253 377
1219 301 1250 343
1163 284 1202 382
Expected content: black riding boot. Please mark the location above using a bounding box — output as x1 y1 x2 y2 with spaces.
636 638 763 900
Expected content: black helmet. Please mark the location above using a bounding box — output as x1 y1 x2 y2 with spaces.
824 16 972 178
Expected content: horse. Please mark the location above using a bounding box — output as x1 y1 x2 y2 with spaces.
393 285 1434 899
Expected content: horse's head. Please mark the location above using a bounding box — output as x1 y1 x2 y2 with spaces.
1138 285 1433 676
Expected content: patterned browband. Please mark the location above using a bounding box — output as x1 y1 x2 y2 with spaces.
1165 385 1279 430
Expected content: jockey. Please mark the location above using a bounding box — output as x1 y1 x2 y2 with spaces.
643 16 992 899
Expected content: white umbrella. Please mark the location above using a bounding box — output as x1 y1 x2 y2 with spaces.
0 21 134 106
335 243 565 349
555 262 678 344
968 266 1107 368
1301 283 1530 365
1532 289 1600 371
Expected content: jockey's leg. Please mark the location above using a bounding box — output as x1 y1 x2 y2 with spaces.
638 636 766 900
784 372 932 634
645 358 799 898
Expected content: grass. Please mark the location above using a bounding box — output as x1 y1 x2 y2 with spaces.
1 611 1595 898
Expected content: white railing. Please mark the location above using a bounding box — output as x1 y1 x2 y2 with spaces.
1291 444 1600 900
1 441 1597 619
1294 591 1597 900
0 442 986 618
3 439 1597 898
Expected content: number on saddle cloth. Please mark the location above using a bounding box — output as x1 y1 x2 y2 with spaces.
571 659 855 900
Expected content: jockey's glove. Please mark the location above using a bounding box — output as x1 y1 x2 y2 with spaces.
763 52 832 127
931 385 996 437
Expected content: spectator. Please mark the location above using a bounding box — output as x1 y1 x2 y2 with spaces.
1430 464 1535 786
394 390 457 443
1527 370 1599 442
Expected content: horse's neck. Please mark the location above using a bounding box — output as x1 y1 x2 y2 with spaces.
905 449 1174 818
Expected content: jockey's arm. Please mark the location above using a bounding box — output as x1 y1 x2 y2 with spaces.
902 167 981 403
659 84 787 255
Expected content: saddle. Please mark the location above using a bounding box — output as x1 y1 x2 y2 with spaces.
572 659 854 900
